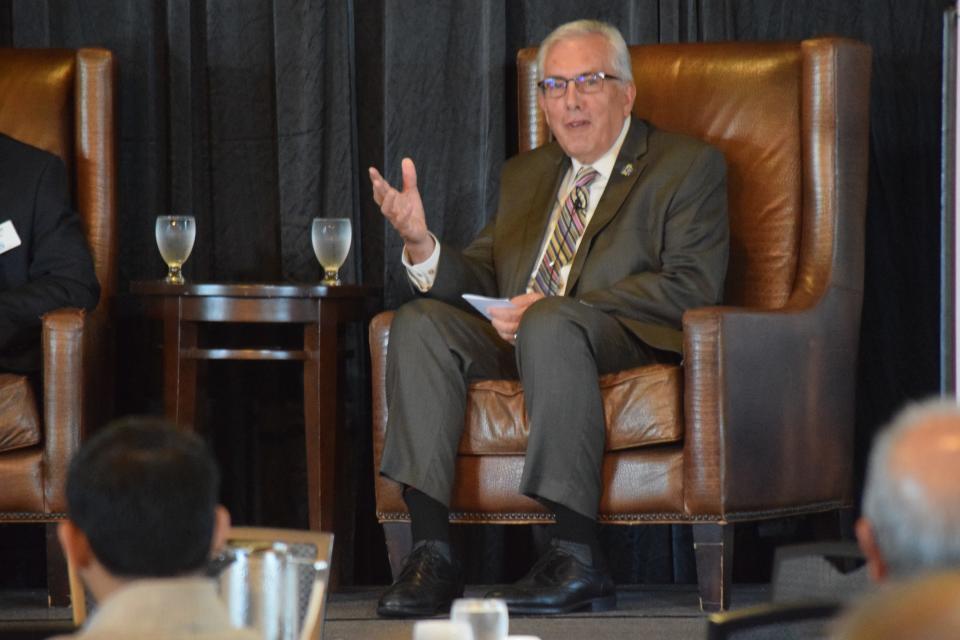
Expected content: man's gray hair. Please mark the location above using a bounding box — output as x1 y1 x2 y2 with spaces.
536 20 633 84
862 397 960 578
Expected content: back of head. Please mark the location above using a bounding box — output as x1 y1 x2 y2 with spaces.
832 571 960 640
66 416 220 578
536 19 633 83
861 397 960 578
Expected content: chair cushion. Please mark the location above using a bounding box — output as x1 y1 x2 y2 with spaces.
0 374 40 454
459 363 682 454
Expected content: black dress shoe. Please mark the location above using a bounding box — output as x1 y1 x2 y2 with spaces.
377 540 465 618
485 540 616 614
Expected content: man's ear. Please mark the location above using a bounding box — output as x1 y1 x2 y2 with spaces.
621 81 637 116
57 520 94 570
210 505 231 556
855 517 888 582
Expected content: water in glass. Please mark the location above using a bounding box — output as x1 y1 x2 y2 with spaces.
155 215 196 284
450 598 508 640
311 217 351 285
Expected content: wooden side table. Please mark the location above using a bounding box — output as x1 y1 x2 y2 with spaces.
130 281 379 543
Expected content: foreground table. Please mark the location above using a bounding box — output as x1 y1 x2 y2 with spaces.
130 281 379 541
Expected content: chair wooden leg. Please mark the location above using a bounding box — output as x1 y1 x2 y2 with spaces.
46 523 70 608
810 507 855 542
693 523 733 612
837 507 855 541
382 521 413 581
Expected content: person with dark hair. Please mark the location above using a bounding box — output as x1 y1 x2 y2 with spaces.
369 19 727 617
53 416 258 639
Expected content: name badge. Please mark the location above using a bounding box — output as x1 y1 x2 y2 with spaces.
0 220 22 254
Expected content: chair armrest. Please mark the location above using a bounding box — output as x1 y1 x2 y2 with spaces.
41 307 88 513
369 311 400 517
682 285 861 518
369 310 393 440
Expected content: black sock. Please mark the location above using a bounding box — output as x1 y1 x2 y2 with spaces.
543 499 600 563
403 488 451 544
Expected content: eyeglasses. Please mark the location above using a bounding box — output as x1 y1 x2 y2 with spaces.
537 71 621 99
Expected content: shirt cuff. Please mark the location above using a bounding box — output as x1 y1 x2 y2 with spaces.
402 233 441 292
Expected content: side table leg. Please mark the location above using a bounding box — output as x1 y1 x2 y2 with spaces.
303 305 339 534
304 306 340 585
162 298 198 431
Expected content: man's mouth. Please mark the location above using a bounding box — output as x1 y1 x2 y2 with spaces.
565 119 590 129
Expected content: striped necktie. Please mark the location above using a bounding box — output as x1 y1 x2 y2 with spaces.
530 166 600 296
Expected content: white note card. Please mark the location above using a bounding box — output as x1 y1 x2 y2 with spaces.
0 220 22 255
462 293 515 320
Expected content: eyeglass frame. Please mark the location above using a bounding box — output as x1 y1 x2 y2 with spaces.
537 71 623 98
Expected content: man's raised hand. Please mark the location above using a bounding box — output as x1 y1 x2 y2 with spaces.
368 157 435 264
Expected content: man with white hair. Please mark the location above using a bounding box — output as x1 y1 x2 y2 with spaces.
856 397 960 582
369 18 728 616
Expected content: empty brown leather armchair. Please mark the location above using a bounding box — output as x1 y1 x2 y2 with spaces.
0 48 117 605
369 37 871 611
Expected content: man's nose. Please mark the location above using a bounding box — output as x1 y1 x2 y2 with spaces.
562 82 581 109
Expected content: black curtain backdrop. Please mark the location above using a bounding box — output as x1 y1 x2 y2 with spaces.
0 0 945 585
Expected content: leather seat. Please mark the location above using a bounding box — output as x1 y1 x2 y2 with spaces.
0 47 117 606
369 37 871 611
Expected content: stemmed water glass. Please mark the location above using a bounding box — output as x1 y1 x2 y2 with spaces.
311 217 352 285
155 215 196 284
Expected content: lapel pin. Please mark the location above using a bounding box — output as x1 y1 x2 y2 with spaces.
620 163 634 177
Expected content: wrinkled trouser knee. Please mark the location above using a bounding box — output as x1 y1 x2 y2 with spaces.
515 297 658 518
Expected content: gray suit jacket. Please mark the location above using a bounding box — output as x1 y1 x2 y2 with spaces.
429 116 729 353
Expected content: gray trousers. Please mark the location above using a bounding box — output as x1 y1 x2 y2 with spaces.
380 295 664 518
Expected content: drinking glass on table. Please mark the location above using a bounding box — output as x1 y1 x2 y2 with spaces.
450 598 508 640
311 217 352 285
155 215 196 284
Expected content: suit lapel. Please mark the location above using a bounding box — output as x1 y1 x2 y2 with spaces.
509 148 568 294
566 118 650 293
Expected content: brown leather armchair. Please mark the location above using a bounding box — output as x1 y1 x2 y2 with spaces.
0 48 116 606
369 37 871 611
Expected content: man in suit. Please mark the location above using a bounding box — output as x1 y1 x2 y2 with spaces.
0 133 100 373
856 398 960 583
368 19 728 616
54 416 259 639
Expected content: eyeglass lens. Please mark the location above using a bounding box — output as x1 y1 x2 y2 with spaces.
541 73 608 98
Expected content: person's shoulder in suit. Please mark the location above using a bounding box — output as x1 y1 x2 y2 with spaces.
503 137 565 173
0 133 72 232
0 132 67 190
497 139 566 200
